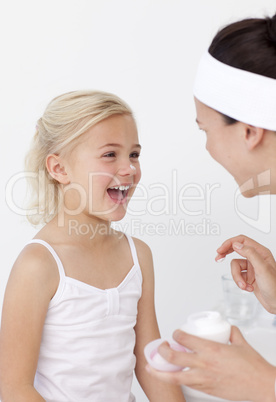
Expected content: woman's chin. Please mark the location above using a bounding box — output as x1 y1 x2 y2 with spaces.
238 181 271 198
235 176 259 198
239 188 257 198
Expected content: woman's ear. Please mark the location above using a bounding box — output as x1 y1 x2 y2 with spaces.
46 154 70 184
245 125 265 150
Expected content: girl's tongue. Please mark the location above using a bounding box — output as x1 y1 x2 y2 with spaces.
107 188 126 201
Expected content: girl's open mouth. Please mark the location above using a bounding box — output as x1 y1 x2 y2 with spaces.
107 185 131 204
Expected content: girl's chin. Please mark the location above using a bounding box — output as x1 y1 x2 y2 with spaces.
89 211 127 224
87 194 131 221
103 202 129 221
108 212 128 223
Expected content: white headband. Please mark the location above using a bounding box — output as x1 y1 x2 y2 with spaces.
194 51 276 131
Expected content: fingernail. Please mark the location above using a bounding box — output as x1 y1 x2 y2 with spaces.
238 281 245 289
233 242 243 250
216 257 225 263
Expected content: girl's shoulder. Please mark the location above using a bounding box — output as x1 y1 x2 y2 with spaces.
131 236 152 260
10 240 60 300
126 235 154 279
113 230 153 262
112 230 153 274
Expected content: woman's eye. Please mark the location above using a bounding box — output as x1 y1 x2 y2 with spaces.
130 152 140 159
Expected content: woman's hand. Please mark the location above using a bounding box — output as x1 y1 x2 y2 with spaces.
216 234 276 313
146 326 276 401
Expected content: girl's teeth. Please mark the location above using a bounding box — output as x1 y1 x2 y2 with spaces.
112 185 130 191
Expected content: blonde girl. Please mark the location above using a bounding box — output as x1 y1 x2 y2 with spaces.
0 90 185 402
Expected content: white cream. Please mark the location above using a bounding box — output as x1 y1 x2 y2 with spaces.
181 311 231 343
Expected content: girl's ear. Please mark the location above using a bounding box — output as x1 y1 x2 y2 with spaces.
46 154 70 184
245 125 265 150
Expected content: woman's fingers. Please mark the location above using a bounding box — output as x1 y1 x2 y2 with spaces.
232 242 271 278
156 340 198 369
216 235 272 261
230 258 255 291
155 331 219 370
215 235 248 260
216 235 276 312
172 330 212 353
216 235 274 289
145 363 199 387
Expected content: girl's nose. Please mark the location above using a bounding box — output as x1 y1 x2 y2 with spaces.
118 163 136 176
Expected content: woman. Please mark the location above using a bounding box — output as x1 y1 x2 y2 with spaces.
147 14 276 402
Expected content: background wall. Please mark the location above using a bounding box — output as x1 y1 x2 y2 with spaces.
1 1 276 400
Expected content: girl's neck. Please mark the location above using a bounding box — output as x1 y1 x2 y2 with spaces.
51 212 115 247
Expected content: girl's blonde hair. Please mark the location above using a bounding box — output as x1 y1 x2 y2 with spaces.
25 90 134 225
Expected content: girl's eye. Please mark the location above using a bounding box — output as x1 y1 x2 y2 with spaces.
130 152 140 159
103 152 116 158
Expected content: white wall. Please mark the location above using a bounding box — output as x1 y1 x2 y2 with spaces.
1 1 276 400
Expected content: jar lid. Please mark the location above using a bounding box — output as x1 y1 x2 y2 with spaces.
144 338 188 372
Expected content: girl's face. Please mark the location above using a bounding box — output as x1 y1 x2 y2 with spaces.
63 114 141 222
194 97 255 194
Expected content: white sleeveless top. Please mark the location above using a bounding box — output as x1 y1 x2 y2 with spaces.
29 234 142 402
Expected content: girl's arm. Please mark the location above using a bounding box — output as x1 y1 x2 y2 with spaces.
133 238 186 402
0 244 59 401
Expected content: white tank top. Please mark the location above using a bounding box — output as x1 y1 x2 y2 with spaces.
28 234 142 402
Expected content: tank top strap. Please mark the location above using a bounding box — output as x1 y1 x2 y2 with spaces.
124 234 140 267
26 239 66 280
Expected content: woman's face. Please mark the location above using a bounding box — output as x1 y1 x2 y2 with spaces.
194 97 256 196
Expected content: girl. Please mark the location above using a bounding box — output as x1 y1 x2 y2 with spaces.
147 13 276 402
0 90 185 402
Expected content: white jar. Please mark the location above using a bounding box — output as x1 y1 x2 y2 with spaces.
181 311 233 402
180 311 231 344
